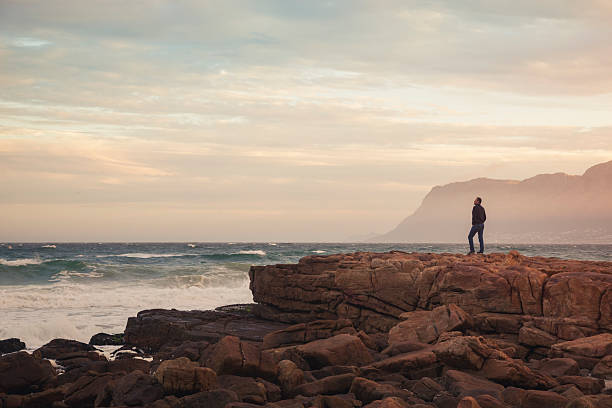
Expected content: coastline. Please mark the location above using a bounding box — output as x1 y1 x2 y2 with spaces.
1 250 612 407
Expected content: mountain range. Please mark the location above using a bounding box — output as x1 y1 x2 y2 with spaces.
374 160 612 243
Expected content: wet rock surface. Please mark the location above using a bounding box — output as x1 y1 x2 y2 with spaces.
0 251 611 407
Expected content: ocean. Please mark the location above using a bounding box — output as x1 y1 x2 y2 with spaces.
1 242 611 349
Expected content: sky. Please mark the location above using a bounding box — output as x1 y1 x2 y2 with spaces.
1 0 612 242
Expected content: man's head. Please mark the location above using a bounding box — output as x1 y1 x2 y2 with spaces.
474 197 482 205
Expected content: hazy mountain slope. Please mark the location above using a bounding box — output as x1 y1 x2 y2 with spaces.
374 160 612 243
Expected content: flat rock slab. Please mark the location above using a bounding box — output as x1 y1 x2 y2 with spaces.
125 307 291 352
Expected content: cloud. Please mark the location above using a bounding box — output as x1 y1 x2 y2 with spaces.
1 0 612 240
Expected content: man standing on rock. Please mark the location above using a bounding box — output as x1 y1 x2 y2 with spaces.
468 197 486 254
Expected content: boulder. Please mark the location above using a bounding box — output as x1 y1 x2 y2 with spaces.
0 338 26 354
533 358 580 377
443 370 504 399
0 351 55 394
206 335 276 379
433 336 489 370
33 338 96 360
520 390 568 408
277 360 305 396
89 332 124 346
292 373 356 397
64 372 121 407
104 370 164 406
550 333 612 369
179 389 240 408
389 304 472 345
369 349 439 379
410 377 443 402
361 397 409 408
296 334 373 369
154 357 217 395
593 355 612 379
457 397 482 408
518 326 557 347
479 357 558 389
474 394 507 408
556 375 605 395
217 375 279 404
125 307 289 352
263 320 357 349
349 377 412 404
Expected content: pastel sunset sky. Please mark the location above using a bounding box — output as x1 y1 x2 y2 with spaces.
1 1 611 241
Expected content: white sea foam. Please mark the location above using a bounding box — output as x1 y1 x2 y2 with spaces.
41 244 56 248
97 253 191 259
0 257 44 266
236 250 266 256
0 278 253 348
311 250 326 254
187 244 197 248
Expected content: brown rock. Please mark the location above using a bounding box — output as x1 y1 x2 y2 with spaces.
124 307 289 352
154 357 217 395
33 339 97 360
550 333 612 369
410 376 443 401
292 373 356 397
433 336 488 370
480 357 558 389
296 334 373 369
277 360 305 396
593 355 612 379
206 335 275 379
521 390 568 408
443 370 504 399
369 349 439 379
0 351 55 394
361 397 409 408
534 357 580 377
518 326 558 347
263 320 356 349
389 304 472 345
105 370 164 406
457 396 482 408
64 372 120 407
0 338 26 354
474 394 508 408
349 377 411 404
557 375 605 395
500 386 526 407
179 388 240 408
217 375 278 405
556 384 584 400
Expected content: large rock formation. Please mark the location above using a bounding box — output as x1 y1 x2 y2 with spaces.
2 251 611 408
375 160 612 243
250 251 612 338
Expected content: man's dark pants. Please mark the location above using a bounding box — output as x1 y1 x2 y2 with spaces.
468 223 485 253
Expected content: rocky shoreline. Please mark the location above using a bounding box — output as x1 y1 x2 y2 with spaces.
1 251 611 408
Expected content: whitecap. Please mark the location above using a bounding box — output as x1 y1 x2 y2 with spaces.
0 258 43 266
236 250 266 256
311 250 326 254
98 253 191 259
187 244 197 248
41 244 56 248
267 243 277 246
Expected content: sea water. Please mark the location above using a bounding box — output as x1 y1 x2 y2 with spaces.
1 242 611 348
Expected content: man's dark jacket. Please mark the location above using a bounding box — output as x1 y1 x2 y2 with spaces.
472 204 486 225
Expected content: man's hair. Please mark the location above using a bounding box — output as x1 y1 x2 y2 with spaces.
476 197 482 204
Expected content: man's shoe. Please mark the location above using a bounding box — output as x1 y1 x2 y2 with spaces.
467 251 475 255
477 252 484 254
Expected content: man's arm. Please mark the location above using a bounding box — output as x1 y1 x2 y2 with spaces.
472 206 476 224
483 208 486 222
